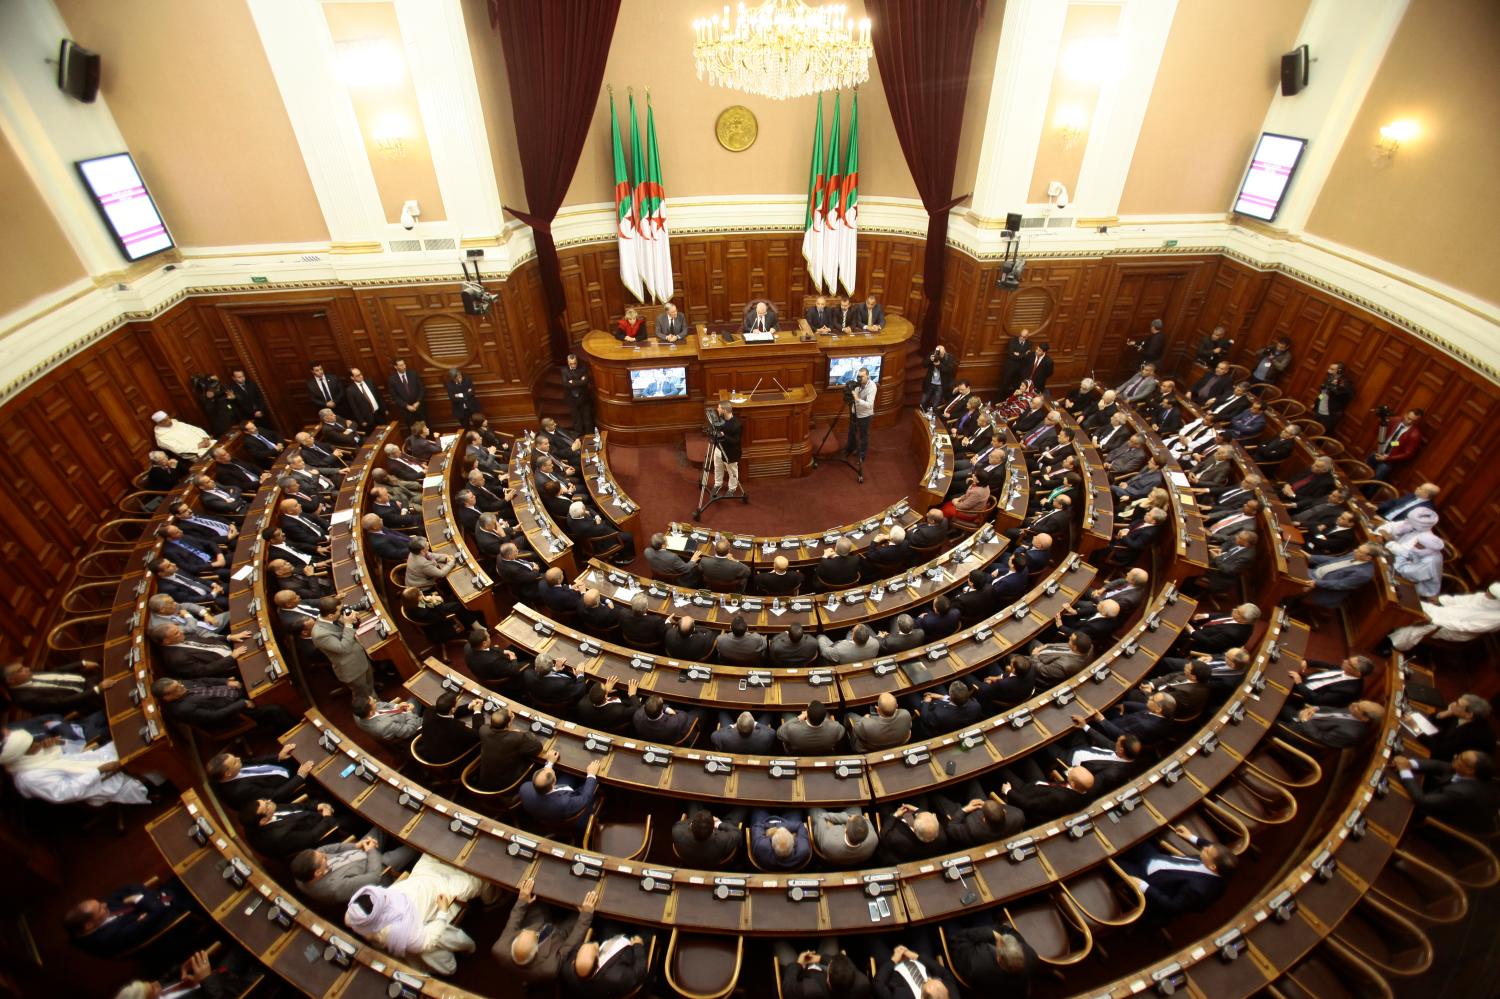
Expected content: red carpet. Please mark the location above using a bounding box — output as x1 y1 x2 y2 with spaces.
606 413 927 540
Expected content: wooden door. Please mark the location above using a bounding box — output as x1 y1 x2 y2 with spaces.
217 304 346 428
1090 267 1188 382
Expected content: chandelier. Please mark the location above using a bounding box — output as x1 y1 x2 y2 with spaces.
692 1 873 101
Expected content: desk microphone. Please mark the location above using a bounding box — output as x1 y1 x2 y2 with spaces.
743 378 763 402
771 377 789 395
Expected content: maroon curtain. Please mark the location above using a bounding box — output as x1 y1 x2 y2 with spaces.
866 0 987 350
489 0 622 360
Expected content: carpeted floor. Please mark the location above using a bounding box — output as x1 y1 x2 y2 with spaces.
606 415 926 539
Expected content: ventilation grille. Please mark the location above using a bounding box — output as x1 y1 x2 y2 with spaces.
420 316 471 365
388 239 422 253
1009 287 1051 329
1020 215 1076 230
422 237 456 251
299 254 322 263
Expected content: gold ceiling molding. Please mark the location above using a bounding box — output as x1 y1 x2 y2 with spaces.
328 240 386 255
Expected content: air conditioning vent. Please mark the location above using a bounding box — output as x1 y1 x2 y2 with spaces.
422 238 456 251
299 254 322 263
419 316 473 366
388 239 422 253
1020 216 1047 229
1046 216 1075 229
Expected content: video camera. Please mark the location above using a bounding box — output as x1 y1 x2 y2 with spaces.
704 405 726 439
1374 404 1392 423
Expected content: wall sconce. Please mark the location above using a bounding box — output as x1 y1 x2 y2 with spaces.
372 112 411 156
1054 104 1089 149
1374 119 1419 161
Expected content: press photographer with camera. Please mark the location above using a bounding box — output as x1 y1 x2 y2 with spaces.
921 344 957 413
1368 406 1424 483
710 400 743 498
844 367 877 464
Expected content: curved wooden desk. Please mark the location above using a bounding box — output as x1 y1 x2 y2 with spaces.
578 316 917 450
420 433 501 622
665 497 921 569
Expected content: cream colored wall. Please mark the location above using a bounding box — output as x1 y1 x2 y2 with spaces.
0 132 86 318
561 0 917 209
460 0 528 213
1305 0 1500 306
952 0 1005 202
54 0 327 247
1027 3 1120 205
1119 0 1309 216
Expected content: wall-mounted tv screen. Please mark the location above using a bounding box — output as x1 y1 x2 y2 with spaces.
76 152 174 261
629 366 687 400
829 355 882 386
1232 132 1307 222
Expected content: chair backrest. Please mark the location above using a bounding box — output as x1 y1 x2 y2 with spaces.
583 531 624 561
716 642 766 667
703 574 746 594
650 562 694 585
666 929 745 999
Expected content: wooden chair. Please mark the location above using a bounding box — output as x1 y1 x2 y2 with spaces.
1401 817 1500 889
1338 457 1375 481
703 574 747 594
777 642 820 667
1241 736 1324 789
61 580 120 615
581 531 627 564
716 643 767 667
949 497 998 531
1310 435 1346 457
95 518 152 546
1330 892 1434 976
649 563 695 586
1370 844 1469 925
408 731 477 783
1061 858 1147 927
1185 801 1252 856
75 549 134 580
666 927 743 999
584 810 653 861
907 539 944 564
1256 384 1283 401
118 490 168 514
1004 891 1092 966
1266 398 1307 419
1211 768 1299 827
46 614 110 657
1294 417 1326 437
1281 937 1397 999
387 563 408 589
1356 479 1399 502
458 757 525 803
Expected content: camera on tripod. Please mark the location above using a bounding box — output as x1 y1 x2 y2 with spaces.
704 405 725 439
841 381 857 408
1374 404 1391 423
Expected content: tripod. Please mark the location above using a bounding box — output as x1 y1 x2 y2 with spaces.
811 393 865 484
694 432 749 520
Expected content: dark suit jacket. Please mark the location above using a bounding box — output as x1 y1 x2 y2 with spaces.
1189 619 1252 654
559 936 648 997
907 521 948 550
851 301 885 330
476 726 542 790
803 305 833 332
72 885 185 958
215 757 306 808
497 557 544 601
1291 663 1363 706
665 626 716 661
387 371 425 411
1006 780 1088 824
368 529 412 562
874 952 957 999
1094 704 1173 746
157 644 238 680
344 381 386 426
671 819 741 867
755 570 803 596
1419 716 1496 762
244 804 338 858
817 553 862 588
876 814 949 864
414 707 479 762
162 681 248 730
307 373 344 409
1398 762 1500 833
742 307 779 333
1130 848 1226 917
945 926 1037 993
700 554 750 591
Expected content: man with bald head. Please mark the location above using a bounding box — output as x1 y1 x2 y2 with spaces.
268 557 332 602
847 692 912 751
749 809 810 870
698 536 750 591
278 498 329 554
754 554 803 596
293 430 345 471
711 709 776 754
664 614 715 661
493 876 600 983
560 922 650 997
361 513 411 562
877 801 949 864
816 537 861 589
1393 749 1499 834
1000 764 1096 824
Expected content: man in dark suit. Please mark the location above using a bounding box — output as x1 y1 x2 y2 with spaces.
1054 729 1144 794
1126 318 1167 366
699 538 751 591
914 595 961 641
851 293 884 333
561 353 594 434
519 754 599 831
1120 827 1236 920
206 746 310 808
988 552 1033 609
1007 494 1071 543
1197 529 1258 595
711 710 777 754
144 450 189 492
754 555 803 596
386 359 426 425
664 615 716 661
2 661 100 713
943 918 1037 993
976 655 1037 711
1282 699 1384 748
906 508 948 551
306 364 344 415
877 615 926 656
632 695 699 744
1416 694 1496 762
560 927 651 997
876 802 949 864
1280 456 1339 507
768 623 821 667
316 408 361 448
743 299 779 333
1104 507 1166 566
1285 656 1373 707
151 557 227 611
343 367 386 430
361 513 412 562
496 543 544 602
618 596 668 650
575 677 639 733
874 935 958 999
1249 424 1301 466
153 675 296 734
239 420 283 468
1081 693 1177 748
1190 361 1234 404
64 882 192 959
672 807 744 867
474 706 542 791
1000 761 1094 823
239 797 356 859
1076 568 1148 621
815 538 862 589
413 691 480 763
158 522 232 582
277 498 329 555
803 293 834 335
1181 603 1259 654
998 328 1035 399
527 658 588 710
1393 750 1499 834
1135 663 1211 720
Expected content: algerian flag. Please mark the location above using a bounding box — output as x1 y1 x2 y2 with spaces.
640 96 673 303
628 93 653 302
801 94 826 291
611 92 643 302
837 93 859 295
819 93 843 294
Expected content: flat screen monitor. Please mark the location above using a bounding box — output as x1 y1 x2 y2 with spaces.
76 152 175 261
829 355 882 386
1232 133 1307 222
629 366 687 400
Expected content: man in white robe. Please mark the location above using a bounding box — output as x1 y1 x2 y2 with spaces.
0 730 151 806
1391 582 1500 651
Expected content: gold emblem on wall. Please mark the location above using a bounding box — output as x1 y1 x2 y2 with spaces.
715 106 758 152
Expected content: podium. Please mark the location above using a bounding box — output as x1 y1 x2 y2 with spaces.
718 385 816 478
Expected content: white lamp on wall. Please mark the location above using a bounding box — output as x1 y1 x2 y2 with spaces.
1373 119 1419 162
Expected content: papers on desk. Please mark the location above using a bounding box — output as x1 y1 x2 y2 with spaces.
664 535 689 552
614 585 641 603
743 331 775 344
672 593 691 608
439 434 459 448
231 563 256 582
1167 471 1191 488
422 474 444 488
356 614 383 637
330 508 355 527
1402 711 1439 737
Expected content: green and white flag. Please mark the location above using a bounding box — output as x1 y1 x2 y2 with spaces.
818 92 843 293
610 92 643 302
638 95 673 303
801 94 827 290
836 92 859 295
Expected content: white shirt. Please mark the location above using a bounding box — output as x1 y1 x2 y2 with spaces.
155 421 211 458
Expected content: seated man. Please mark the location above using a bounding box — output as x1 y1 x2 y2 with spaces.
1415 693 1496 762
699 537 751 591
412 691 480 763
1300 544 1381 609
808 808 879 865
1392 750 1499 834
619 594 667 649
152 676 295 734
205 746 309 809
292 835 417 907
862 526 910 578
353 694 424 744
713 614 768 665
876 802 948 864
748 809 810 870
1281 699 1384 748
0 730 151 807
344 853 493 975
565 500 635 564
915 595 961 641
664 614 715 661
1031 632 1094 685
775 944 871 999
815 538 862 589
493 878 598 986
1000 760 1094 824
1077 693 1177 749
671 806 746 867
916 680 982 736
474 706 543 792
238 796 360 859
517 754 600 833
575 677 639 734
754 554 804 596
632 695 699 744
877 614 926 655
777 699 846 753
114 948 257 999
846 692 912 752
943 916 1037 993
711 710 777 754
874 933 958 999
769 622 821 667
816 623 880 665
151 410 213 460
560 924 652 996
3 660 101 714
1284 655 1374 707
644 533 701 584
64 882 192 959
936 789 1025 849
1120 826 1237 920
1180 603 1259 654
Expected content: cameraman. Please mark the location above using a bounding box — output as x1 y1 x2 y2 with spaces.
711 401 743 497
844 367 877 463
1368 407 1424 483
921 344 957 413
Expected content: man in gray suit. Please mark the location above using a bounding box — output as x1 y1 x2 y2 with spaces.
777 700 846 753
644 533 701 584
311 596 377 701
492 877 597 985
807 808 878 865
877 614 926 655
1282 700 1384 748
1032 632 1094 684
654 302 687 342
698 538 751 591
1116 363 1159 404
713 615 768 665
291 836 417 907
847 692 912 752
353 695 422 744
405 537 458 589
817 624 880 665
768 623 821 667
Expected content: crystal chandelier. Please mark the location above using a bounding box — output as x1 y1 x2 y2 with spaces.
692 1 873 101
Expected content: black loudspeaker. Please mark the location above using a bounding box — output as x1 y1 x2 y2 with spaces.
57 39 101 103
1280 45 1308 97
1005 212 1024 232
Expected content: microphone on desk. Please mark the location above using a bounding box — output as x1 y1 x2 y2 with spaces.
772 377 789 395
742 378 763 402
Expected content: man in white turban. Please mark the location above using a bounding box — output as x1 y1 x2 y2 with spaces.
1376 504 1438 543
1389 530 1445 598
1391 582 1500 652
343 853 494 975
1 730 150 806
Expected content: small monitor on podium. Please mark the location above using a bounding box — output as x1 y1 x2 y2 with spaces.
829 355 882 386
630 366 688 400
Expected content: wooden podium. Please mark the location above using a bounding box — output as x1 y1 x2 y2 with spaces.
718 384 816 478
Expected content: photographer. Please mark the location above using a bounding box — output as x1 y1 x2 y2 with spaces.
921 344 957 413
844 367 876 463
1368 407 1424 483
1312 362 1355 435
311 595 377 702
711 401 743 497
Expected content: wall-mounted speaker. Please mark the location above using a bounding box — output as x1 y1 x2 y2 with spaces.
1005 212 1023 232
57 39 101 103
1280 45 1309 97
